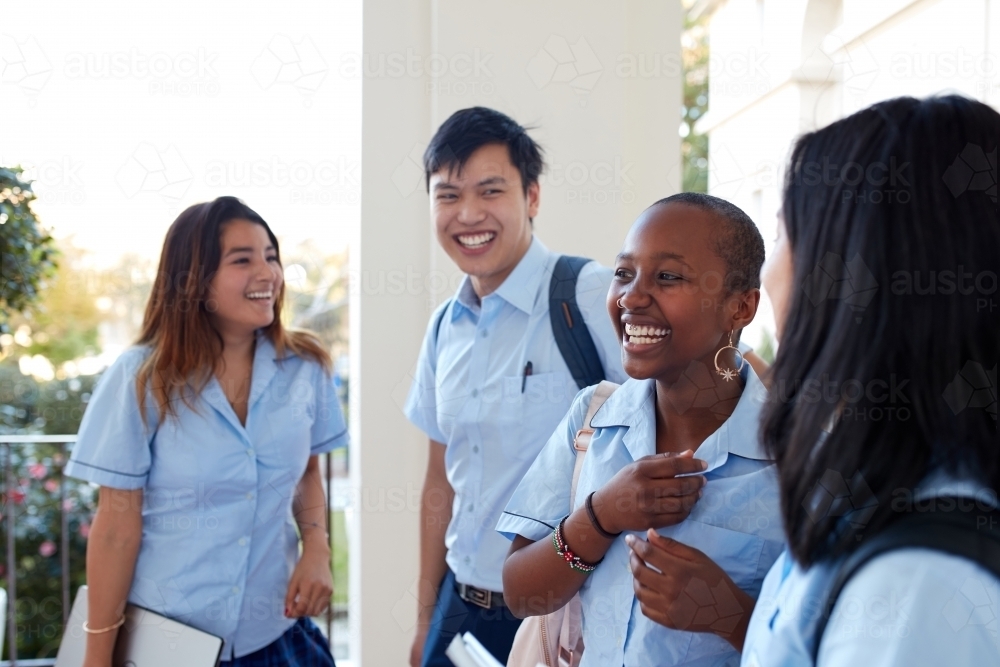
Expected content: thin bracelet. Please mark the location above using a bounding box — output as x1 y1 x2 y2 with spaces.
83 616 126 634
585 492 622 539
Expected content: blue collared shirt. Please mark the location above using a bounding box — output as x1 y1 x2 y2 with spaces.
65 336 348 660
498 365 784 667
742 472 1000 667
404 237 627 592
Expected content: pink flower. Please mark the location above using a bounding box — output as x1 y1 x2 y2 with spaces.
29 463 48 479
79 523 91 538
39 541 56 557
45 480 60 493
9 490 25 504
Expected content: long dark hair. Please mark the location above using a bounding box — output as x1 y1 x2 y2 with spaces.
762 96 999 566
136 196 331 422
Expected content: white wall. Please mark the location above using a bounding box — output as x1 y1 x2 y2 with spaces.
354 1 682 663
700 0 1000 347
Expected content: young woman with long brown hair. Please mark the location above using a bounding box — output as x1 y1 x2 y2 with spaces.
67 196 347 666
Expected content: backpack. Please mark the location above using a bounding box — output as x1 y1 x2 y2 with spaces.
434 255 606 390
810 497 1000 662
506 380 619 667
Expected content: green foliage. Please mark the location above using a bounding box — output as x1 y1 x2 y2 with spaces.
682 14 710 193
16 243 103 365
331 510 348 606
0 167 59 333
1 361 99 659
756 328 777 365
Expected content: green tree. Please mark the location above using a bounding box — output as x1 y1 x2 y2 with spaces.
682 13 710 193
1 167 58 333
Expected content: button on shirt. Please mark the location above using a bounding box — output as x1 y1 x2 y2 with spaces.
65 336 349 660
498 366 785 667
742 473 1000 667
404 237 626 592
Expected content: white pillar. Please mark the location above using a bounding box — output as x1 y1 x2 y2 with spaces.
354 2 682 663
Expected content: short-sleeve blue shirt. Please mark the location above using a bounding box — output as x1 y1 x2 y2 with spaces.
741 473 1000 667
403 237 627 592
498 366 785 667
65 335 348 660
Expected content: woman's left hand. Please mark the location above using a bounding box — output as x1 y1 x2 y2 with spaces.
626 528 754 651
285 542 334 619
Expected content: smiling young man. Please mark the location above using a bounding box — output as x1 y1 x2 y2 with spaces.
402 107 627 667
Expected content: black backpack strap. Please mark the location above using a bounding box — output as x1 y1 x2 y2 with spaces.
812 498 1000 662
549 255 606 390
433 298 452 353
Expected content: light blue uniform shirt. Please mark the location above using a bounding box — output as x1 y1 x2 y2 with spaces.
65 335 348 660
404 237 626 592
498 365 785 667
742 472 1000 667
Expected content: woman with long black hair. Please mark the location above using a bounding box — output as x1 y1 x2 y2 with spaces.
624 95 999 665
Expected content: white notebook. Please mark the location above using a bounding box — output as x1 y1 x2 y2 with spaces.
445 632 507 667
55 585 223 667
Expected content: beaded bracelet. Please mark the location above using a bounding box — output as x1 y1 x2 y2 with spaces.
552 517 603 574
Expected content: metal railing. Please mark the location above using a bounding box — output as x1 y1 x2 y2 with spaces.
0 435 341 666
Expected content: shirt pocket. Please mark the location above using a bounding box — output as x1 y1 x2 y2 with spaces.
660 519 766 592
501 372 573 462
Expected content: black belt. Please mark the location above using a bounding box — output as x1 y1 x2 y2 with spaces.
456 581 507 609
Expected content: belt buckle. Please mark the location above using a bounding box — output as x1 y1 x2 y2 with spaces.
464 585 492 609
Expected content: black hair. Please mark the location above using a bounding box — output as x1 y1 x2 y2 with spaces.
423 107 544 195
761 95 1000 567
653 192 766 294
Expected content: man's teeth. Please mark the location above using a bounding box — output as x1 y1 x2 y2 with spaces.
624 323 671 345
457 232 496 248
246 291 273 300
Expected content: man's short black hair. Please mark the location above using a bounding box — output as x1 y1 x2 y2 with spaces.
653 192 766 294
424 107 544 194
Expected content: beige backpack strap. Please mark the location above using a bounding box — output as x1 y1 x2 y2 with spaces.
569 381 619 511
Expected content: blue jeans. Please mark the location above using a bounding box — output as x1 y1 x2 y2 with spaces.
421 569 522 667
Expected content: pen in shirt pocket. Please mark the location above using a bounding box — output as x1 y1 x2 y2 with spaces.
521 361 533 393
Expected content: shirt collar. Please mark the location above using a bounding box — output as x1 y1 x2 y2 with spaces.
452 236 550 319
200 333 282 436
589 364 771 471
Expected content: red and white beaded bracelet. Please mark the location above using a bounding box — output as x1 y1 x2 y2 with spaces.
552 517 603 574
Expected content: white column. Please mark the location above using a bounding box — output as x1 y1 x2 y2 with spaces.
354 2 681 663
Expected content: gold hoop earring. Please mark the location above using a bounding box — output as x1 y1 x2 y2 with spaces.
713 330 746 382
617 297 625 309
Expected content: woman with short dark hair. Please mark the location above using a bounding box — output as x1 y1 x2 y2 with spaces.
628 95 999 665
